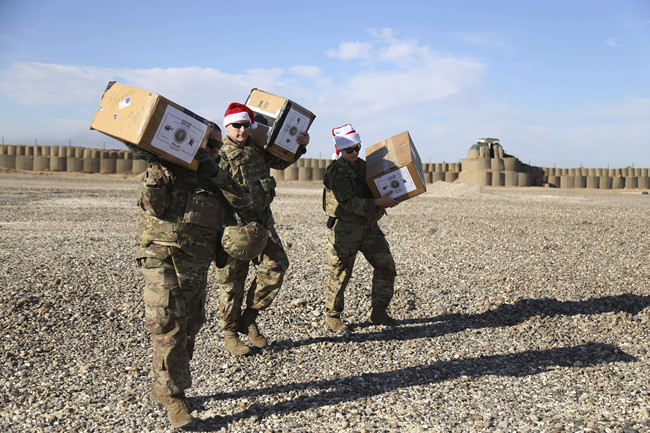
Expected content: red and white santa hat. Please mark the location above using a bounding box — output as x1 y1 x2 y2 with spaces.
224 102 255 128
332 123 361 156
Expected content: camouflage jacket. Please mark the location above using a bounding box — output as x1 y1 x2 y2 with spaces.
322 157 384 224
218 135 292 225
135 162 243 261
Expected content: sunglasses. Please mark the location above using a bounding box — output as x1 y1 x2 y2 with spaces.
344 145 361 154
230 122 251 129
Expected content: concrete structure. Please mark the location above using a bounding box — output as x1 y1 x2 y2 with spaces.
457 138 545 187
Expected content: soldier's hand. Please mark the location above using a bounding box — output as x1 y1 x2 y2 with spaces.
297 131 310 147
196 148 220 177
374 191 399 209
223 188 253 210
124 142 159 164
231 191 253 210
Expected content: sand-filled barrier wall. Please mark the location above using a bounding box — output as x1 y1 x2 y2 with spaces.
0 144 648 189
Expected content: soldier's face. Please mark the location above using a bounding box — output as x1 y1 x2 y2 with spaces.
226 122 250 145
341 144 361 163
209 129 222 160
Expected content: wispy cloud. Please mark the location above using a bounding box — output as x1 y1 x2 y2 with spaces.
453 31 511 53
326 41 373 60
605 38 621 47
624 19 650 29
318 28 485 119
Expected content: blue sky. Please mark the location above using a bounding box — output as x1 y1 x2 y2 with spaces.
1 0 649 168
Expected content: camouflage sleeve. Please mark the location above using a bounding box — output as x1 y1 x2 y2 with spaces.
329 166 375 218
215 170 253 210
199 168 252 210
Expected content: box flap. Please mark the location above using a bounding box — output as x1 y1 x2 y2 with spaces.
366 131 420 178
246 88 288 118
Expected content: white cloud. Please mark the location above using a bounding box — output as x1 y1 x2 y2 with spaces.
0 62 110 106
453 31 512 53
624 19 650 29
339 57 484 112
326 41 373 60
290 65 323 80
317 30 485 115
605 38 621 47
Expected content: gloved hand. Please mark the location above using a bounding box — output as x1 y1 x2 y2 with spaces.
222 184 253 210
195 147 219 177
124 142 159 164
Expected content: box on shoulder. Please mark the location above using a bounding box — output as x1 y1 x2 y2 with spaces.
245 88 315 163
90 81 213 171
365 131 426 202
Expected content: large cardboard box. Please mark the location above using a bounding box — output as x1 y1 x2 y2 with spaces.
245 88 315 162
90 81 213 170
365 131 427 201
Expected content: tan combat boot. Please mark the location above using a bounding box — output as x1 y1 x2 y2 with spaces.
150 388 195 429
325 316 348 333
370 308 398 326
240 307 268 348
224 330 251 355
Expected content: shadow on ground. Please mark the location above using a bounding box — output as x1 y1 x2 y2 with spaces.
191 293 647 430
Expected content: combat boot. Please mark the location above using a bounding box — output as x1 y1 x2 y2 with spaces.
325 316 348 333
240 307 268 348
224 330 251 355
150 388 195 429
370 308 398 326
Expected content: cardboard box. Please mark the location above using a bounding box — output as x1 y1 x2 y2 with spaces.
245 88 315 162
365 131 427 201
90 81 213 170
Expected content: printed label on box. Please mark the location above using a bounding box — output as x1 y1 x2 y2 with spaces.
118 97 131 109
151 105 207 164
373 166 417 197
274 108 309 154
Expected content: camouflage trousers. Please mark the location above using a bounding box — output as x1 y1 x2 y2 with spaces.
214 226 289 331
325 219 396 317
136 243 210 395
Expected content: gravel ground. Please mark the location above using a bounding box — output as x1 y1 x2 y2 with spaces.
0 171 649 433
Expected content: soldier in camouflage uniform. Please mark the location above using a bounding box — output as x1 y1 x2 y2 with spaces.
130 126 251 429
214 102 310 355
322 124 400 333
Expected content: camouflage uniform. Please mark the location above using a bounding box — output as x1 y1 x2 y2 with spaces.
135 156 249 396
214 135 298 331
322 157 396 318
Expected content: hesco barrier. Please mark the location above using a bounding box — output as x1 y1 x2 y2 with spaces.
298 167 312 181
612 177 625 189
0 144 649 188
586 176 599 189
431 172 445 182
284 166 299 181
640 176 650 189
492 171 505 186
312 167 325 181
